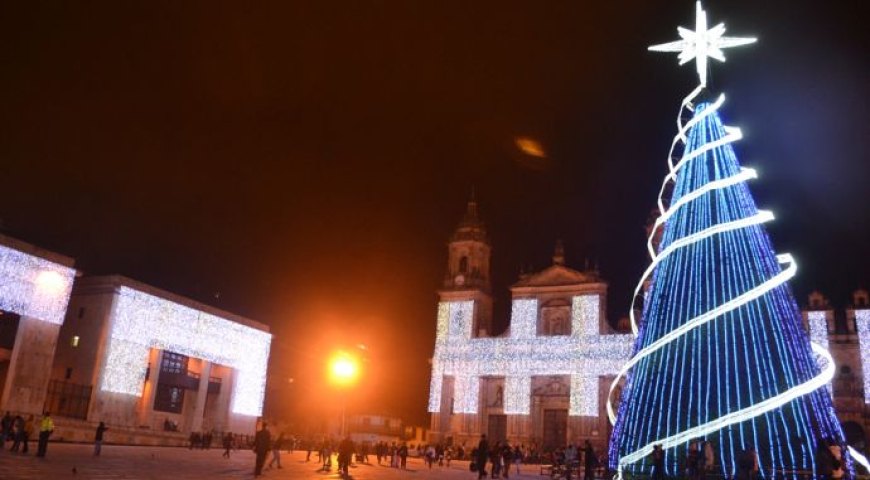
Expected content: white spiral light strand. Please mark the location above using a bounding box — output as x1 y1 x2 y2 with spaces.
607 87 837 480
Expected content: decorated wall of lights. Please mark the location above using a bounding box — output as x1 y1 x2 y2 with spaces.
0 243 75 325
609 3 851 478
855 310 870 404
807 311 832 392
99 286 272 417
428 295 633 417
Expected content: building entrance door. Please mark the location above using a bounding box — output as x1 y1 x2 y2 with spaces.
488 414 507 443
543 409 568 452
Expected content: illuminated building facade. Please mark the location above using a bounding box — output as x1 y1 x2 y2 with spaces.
803 289 870 451
49 275 272 443
427 200 633 451
0 234 76 416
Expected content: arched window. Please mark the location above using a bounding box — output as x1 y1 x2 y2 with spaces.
459 256 468 273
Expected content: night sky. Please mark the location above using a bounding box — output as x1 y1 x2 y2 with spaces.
1 1 867 427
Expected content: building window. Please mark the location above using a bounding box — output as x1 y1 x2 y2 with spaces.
154 384 185 413
161 352 188 374
459 256 468 273
71 336 80 347
78 307 86 319
65 367 72 380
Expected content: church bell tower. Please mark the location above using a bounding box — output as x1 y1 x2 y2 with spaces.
440 194 493 336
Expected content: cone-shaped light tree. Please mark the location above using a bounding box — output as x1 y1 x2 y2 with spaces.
607 3 858 479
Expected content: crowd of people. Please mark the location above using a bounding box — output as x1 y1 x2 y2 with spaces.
0 411 35 454
2 411 858 480
0 410 54 457
647 437 846 480
468 434 601 480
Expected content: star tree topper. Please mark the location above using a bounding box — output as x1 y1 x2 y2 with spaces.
649 1 756 86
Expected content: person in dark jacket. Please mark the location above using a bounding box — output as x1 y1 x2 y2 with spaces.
268 433 285 469
338 436 355 476
816 438 835 480
8 415 24 452
0 411 12 449
94 422 108 456
584 440 598 480
253 422 272 476
650 444 665 480
399 443 409 469
736 446 758 480
477 434 490 479
502 443 514 479
489 441 503 478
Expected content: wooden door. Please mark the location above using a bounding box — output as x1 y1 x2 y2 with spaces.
543 409 568 452
488 414 507 443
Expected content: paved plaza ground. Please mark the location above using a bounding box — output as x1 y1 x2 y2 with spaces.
0 444 550 480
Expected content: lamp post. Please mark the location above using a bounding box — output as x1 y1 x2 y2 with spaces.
329 352 359 438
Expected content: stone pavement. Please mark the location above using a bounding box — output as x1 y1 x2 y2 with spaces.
0 444 548 480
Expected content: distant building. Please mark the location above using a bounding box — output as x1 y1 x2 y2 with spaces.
0 231 273 446
427 200 633 452
341 413 411 445
49 275 272 444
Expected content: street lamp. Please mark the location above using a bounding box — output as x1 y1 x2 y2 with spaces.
329 351 360 437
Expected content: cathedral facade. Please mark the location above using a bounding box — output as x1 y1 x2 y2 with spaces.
427 200 633 452
427 201 870 454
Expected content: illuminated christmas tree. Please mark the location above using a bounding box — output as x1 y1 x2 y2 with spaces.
607 3 864 478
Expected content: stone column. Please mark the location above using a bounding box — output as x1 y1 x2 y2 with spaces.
138 349 164 427
0 317 61 415
531 396 543 444
190 361 212 433
218 367 235 432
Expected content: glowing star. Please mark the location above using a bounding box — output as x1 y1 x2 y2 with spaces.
649 1 756 86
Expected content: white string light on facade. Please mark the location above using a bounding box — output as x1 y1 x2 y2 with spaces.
0 243 75 325
99 286 272 417
429 296 633 417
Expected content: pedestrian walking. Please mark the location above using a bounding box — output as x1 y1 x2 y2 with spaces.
268 432 285 469
253 422 271 476
502 443 514 479
830 440 844 480
360 441 370 463
696 439 712 480
20 415 34 454
513 444 524 474
650 445 665 480
584 440 598 480
338 436 355 476
425 444 437 469
477 434 490 480
35 412 54 458
686 441 699 480
0 411 12 449
8 415 23 452
735 446 758 480
222 432 233 458
400 442 409 469
94 422 108 456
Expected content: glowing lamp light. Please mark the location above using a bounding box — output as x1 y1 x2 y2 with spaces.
35 270 67 293
329 352 359 386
